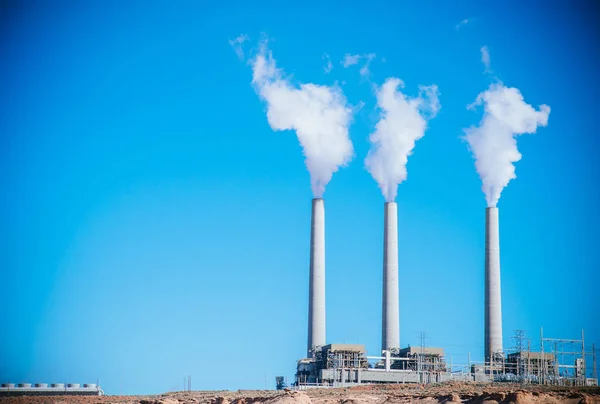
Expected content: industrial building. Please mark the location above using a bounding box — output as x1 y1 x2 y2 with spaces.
506 351 556 378
0 383 104 396
289 200 597 389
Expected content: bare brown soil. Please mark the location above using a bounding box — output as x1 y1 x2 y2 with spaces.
1 383 599 404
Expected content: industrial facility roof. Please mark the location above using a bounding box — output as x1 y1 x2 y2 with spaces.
322 344 365 353
508 351 555 360
399 346 445 356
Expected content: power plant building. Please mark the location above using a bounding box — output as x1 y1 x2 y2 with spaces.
291 199 596 388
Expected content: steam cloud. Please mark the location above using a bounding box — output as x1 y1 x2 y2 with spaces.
341 53 377 77
365 78 440 201
464 83 550 207
251 42 354 197
323 53 333 74
481 46 491 71
229 34 249 60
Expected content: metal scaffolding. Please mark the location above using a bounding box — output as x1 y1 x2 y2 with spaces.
502 328 597 386
293 329 597 388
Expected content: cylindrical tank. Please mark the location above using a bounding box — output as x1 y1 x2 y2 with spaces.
17 383 31 388
35 383 48 388
83 384 97 388
51 383 64 388
67 383 80 388
2 383 15 388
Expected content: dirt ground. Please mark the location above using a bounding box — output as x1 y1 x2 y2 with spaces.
1 382 599 404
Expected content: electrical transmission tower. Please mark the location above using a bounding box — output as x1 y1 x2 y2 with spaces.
512 330 527 377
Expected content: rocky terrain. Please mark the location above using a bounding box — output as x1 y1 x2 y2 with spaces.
1 383 599 404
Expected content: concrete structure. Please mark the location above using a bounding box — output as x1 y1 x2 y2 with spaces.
485 207 503 362
296 344 490 387
390 347 447 372
308 198 326 356
382 202 400 352
506 351 556 377
399 347 444 356
0 383 103 396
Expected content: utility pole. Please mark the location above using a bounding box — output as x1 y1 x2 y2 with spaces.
554 341 558 385
419 332 426 353
418 331 427 383
582 329 586 384
527 339 531 384
541 327 545 385
468 352 472 381
512 330 526 377
593 343 597 383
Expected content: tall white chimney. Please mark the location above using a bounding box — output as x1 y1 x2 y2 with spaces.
382 202 400 352
307 198 326 356
485 207 503 361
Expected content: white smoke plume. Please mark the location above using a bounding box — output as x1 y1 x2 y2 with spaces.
250 42 354 197
341 53 377 77
365 78 440 201
359 53 376 77
229 34 249 60
464 83 550 207
342 54 361 67
481 46 491 71
456 19 470 30
323 53 333 74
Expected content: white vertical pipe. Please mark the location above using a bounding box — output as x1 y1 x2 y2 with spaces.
485 207 503 361
308 198 326 356
382 202 400 352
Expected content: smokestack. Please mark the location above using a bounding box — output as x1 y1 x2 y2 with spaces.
307 198 325 356
485 207 503 361
382 202 400 352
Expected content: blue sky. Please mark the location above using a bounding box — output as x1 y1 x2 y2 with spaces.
1 0 599 395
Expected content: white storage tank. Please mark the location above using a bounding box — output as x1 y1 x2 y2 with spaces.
83 384 97 388
2 383 15 388
51 383 64 388
17 383 31 388
35 383 48 388
67 383 80 388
